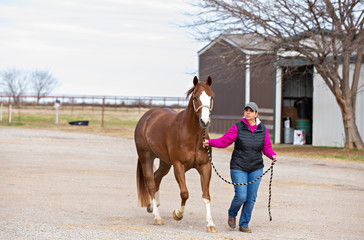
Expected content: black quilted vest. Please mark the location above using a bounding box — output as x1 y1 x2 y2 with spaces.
230 121 265 173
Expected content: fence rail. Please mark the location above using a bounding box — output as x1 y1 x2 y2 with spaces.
0 94 188 126
0 94 188 108
209 108 274 135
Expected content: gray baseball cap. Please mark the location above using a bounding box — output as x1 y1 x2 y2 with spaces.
244 102 259 112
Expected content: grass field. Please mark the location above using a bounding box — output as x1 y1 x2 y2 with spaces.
0 106 148 138
1 106 363 162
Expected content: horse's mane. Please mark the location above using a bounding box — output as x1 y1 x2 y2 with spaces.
186 86 195 100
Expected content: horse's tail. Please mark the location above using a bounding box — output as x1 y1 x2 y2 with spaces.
136 159 150 207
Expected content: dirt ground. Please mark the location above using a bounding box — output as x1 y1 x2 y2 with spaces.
1 128 363 240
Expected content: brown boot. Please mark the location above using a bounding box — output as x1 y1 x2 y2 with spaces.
227 216 236 229
239 226 252 233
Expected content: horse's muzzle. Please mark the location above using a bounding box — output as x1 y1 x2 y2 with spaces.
199 118 210 128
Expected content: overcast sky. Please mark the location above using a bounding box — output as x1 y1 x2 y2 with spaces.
0 0 207 97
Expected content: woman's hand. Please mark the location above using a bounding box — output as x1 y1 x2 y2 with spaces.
272 155 277 163
202 139 209 148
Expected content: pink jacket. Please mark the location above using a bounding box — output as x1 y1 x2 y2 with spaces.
209 118 276 159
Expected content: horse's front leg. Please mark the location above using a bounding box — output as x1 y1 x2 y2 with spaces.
199 163 217 233
172 163 188 221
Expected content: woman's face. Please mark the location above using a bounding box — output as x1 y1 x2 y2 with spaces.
244 107 258 121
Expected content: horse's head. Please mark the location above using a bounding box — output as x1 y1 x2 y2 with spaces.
187 76 214 128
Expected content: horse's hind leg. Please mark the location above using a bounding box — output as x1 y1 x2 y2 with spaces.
138 152 163 225
153 160 171 208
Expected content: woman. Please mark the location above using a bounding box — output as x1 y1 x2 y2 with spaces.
203 102 277 233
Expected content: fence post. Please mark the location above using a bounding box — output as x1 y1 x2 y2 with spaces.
138 97 141 113
54 99 60 124
17 96 21 123
115 96 117 111
8 96 11 123
82 96 85 111
101 97 105 127
55 107 59 124
92 96 95 112
8 104 12 124
71 97 74 113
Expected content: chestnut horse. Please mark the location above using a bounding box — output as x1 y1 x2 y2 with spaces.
135 76 217 232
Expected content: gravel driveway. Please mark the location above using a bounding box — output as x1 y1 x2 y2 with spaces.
1 128 363 240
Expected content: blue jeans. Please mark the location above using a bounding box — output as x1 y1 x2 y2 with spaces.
228 168 263 227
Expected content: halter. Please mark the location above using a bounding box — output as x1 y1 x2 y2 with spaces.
192 94 214 113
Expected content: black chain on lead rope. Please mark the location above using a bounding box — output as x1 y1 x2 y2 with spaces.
203 128 276 221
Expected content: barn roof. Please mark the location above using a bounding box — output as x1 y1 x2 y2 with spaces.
198 34 275 56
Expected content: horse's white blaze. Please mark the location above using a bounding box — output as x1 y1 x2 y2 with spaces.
152 198 162 221
203 198 215 227
199 91 211 125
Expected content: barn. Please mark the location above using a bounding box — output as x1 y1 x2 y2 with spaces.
199 35 364 147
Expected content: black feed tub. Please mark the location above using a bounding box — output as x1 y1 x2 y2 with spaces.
68 120 89 126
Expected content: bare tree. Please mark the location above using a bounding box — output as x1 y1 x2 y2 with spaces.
0 68 29 104
30 70 59 104
190 0 364 149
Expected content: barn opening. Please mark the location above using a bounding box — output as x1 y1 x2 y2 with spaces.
280 65 313 144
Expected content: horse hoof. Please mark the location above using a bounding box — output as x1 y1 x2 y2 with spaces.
147 204 153 213
153 219 163 225
206 226 218 233
173 211 183 221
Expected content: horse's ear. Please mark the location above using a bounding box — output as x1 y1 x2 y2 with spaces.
193 76 199 86
206 76 212 86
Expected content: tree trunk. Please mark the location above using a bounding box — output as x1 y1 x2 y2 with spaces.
340 53 364 150
341 104 364 149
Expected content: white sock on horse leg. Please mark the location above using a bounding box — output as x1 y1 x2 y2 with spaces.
203 198 215 226
152 199 161 221
155 191 160 206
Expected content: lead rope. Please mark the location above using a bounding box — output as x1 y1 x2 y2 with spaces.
203 128 276 221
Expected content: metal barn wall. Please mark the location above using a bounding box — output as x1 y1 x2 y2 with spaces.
199 40 246 117
250 54 276 109
249 53 275 135
312 64 364 147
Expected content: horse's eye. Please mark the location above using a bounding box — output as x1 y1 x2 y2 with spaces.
193 97 197 101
